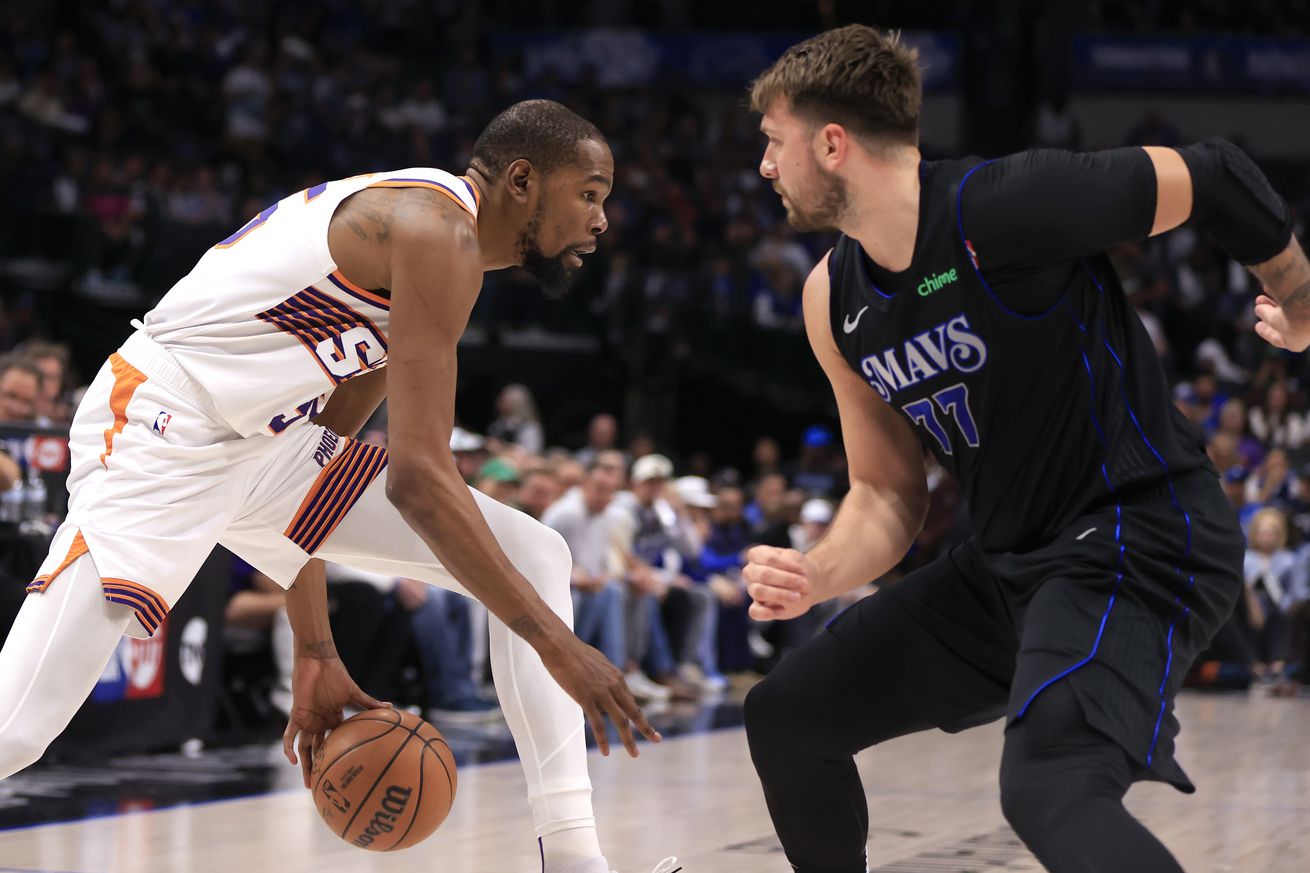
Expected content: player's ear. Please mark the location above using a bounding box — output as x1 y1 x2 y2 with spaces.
817 123 846 170
506 159 534 203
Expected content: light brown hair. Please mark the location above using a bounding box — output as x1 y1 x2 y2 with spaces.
750 25 922 148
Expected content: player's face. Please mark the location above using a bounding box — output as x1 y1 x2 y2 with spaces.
759 103 848 232
518 138 613 298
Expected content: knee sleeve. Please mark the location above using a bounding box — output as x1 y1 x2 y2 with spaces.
0 553 134 781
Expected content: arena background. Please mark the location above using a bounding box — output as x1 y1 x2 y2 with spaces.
0 1 1309 866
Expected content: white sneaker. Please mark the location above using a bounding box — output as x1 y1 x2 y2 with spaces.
676 663 728 693
623 670 672 702
612 858 679 873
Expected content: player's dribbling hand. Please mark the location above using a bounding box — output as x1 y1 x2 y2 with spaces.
539 637 662 758
744 545 816 621
283 653 390 789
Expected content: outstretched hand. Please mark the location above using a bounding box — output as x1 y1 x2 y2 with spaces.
282 654 390 788
539 636 662 758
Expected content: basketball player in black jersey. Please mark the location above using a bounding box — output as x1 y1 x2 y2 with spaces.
740 25 1310 873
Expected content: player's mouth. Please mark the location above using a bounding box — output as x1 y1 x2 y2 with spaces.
567 245 595 268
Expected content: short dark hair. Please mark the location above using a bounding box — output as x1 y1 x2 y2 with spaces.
470 99 605 178
0 354 44 388
750 25 922 148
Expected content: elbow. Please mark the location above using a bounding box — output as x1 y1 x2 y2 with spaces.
385 453 445 515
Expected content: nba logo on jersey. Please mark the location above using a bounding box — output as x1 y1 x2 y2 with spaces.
153 411 172 435
965 238 980 270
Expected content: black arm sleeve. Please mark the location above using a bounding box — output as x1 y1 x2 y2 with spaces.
1176 137 1292 266
959 147 1157 273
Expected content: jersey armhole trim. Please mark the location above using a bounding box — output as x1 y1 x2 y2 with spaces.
366 178 478 225
955 159 1067 323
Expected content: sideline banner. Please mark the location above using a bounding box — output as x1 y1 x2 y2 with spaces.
1073 35 1310 93
493 30 960 91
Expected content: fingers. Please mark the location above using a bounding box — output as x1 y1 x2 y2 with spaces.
746 545 807 575
300 735 314 788
749 600 789 621
743 560 809 592
1255 320 1287 349
283 719 300 766
583 704 610 757
616 690 662 749
352 690 391 713
606 696 640 757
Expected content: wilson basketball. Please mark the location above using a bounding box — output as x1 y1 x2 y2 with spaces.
310 708 457 851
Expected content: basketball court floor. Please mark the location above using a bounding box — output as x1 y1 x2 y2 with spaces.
0 692 1306 872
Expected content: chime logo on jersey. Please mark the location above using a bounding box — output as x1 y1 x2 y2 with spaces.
858 313 988 401
917 267 958 297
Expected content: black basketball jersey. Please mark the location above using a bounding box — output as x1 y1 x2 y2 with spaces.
828 156 1212 553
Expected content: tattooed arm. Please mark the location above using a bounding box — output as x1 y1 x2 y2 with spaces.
1251 237 1310 352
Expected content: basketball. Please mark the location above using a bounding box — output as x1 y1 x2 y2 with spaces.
310 708 457 852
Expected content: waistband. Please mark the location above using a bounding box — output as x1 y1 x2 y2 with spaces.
117 330 222 418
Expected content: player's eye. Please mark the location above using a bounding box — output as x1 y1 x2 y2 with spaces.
584 191 597 202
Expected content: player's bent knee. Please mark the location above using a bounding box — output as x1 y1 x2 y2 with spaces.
744 673 803 751
998 757 1076 841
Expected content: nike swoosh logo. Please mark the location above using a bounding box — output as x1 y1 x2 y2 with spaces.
1076 527 1097 541
843 305 870 334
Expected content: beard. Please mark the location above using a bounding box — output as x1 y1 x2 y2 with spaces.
517 199 579 299
781 166 848 233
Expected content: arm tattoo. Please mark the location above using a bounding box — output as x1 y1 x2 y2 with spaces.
299 640 335 657
509 616 544 641
346 218 368 241
1280 281 1310 322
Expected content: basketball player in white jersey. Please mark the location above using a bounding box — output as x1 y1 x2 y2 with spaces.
0 100 675 873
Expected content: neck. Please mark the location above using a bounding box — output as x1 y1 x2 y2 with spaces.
841 146 922 273
464 167 522 271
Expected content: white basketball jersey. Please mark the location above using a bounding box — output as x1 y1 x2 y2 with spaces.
140 168 480 437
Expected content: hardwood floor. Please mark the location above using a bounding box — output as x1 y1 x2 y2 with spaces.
0 693 1306 872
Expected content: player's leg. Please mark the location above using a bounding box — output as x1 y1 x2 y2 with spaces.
744 542 1015 873
307 478 613 871
0 553 135 780
999 681 1183 873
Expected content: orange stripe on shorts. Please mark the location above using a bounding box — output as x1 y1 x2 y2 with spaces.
100 353 148 468
27 529 88 593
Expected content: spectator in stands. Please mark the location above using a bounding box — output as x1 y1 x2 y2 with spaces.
552 456 586 492
751 436 783 480
0 356 42 423
1216 398 1264 470
395 578 501 724
1248 380 1306 451
517 468 562 520
790 498 833 553
542 464 631 685
1175 372 1224 430
450 427 487 483
1241 508 1301 679
787 424 847 498
1244 447 1301 512
476 456 521 507
487 383 545 455
224 560 290 722
1207 432 1246 481
14 340 71 425
574 413 620 467
746 472 792 546
624 453 710 698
